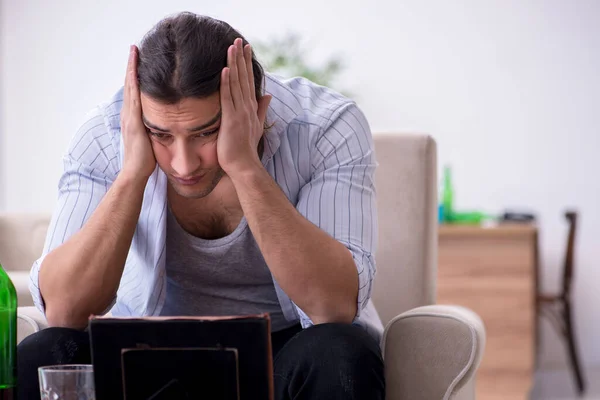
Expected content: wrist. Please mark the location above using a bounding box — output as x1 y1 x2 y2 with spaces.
117 168 151 190
224 157 264 182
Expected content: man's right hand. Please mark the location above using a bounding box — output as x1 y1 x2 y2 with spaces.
40 45 158 329
120 45 156 181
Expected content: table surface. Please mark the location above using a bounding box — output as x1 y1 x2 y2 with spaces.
439 222 537 237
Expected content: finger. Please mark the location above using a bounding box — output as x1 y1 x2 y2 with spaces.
220 67 235 114
124 45 135 86
257 95 272 127
127 46 142 113
228 43 243 108
244 44 257 107
235 39 251 102
123 46 135 110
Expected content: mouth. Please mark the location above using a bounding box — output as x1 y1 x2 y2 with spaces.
172 174 205 186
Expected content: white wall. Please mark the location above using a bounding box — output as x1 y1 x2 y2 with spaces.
2 0 599 367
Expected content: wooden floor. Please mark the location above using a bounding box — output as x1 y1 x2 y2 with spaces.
531 367 600 399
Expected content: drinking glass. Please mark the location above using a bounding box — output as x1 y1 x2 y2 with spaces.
38 365 95 400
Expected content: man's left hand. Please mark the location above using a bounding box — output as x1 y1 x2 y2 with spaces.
217 38 272 176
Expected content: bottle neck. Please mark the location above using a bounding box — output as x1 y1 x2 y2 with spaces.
443 167 452 187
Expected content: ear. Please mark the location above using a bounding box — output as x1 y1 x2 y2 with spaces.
257 94 272 126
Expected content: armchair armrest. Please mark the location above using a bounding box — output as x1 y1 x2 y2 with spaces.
382 305 486 400
17 306 48 344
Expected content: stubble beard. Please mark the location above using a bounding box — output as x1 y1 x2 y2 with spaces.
168 167 226 199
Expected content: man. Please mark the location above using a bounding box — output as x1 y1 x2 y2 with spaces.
19 12 384 400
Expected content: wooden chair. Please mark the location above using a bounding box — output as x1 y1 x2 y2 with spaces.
537 211 586 395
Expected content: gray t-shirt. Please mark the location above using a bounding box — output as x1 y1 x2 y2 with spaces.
160 207 295 332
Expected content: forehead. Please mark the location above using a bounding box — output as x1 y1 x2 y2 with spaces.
140 92 221 124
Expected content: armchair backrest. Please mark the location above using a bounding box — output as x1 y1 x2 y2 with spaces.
0 212 50 273
371 133 438 326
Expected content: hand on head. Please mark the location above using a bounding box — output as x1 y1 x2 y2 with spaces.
217 38 272 176
120 45 157 181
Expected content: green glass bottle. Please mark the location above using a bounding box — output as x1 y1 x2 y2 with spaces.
442 165 454 222
0 262 17 400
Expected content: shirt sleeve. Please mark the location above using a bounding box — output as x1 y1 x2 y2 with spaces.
29 109 120 315
293 102 378 327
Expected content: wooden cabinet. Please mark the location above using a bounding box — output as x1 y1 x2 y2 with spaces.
437 224 538 400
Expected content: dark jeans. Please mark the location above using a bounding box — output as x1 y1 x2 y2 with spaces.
18 322 384 400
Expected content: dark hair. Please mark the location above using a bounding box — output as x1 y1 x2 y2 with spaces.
137 12 265 104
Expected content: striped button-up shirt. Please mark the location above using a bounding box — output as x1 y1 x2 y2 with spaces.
29 73 384 341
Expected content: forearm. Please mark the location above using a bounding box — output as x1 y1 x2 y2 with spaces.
40 172 148 328
230 164 358 324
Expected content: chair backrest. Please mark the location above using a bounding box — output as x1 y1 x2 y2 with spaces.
562 211 578 298
0 213 50 272
371 133 438 327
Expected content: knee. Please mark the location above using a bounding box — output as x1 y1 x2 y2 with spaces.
18 327 89 364
17 328 91 400
275 323 385 398
282 323 383 369
18 327 86 349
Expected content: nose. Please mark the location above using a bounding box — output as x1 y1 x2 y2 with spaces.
170 141 201 178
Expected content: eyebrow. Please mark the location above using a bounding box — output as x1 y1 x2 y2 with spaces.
142 110 222 133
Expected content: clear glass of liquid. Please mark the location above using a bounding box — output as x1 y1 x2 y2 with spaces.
38 365 95 400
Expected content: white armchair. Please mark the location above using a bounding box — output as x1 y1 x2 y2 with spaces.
2 133 485 399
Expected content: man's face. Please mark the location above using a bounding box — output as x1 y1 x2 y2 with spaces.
140 93 224 199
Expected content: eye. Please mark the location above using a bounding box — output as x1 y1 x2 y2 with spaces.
148 131 170 140
194 127 220 139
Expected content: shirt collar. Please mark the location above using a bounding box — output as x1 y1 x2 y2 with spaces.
261 73 298 164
